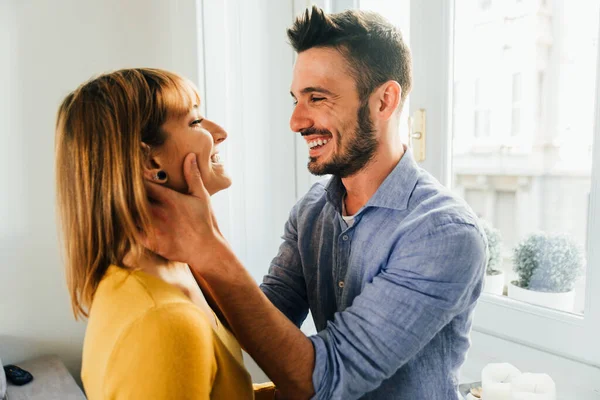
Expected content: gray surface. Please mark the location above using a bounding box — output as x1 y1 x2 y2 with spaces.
6 355 85 400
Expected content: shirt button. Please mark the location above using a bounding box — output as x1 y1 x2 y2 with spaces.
342 235 349 241
338 281 345 288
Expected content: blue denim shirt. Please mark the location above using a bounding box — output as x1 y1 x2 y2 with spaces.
261 149 486 399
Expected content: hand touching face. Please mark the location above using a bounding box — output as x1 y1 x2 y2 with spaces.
143 153 230 266
148 108 231 196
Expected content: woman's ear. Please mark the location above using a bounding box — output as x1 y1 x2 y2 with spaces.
141 143 168 183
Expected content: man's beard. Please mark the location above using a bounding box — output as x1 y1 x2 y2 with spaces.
307 101 377 178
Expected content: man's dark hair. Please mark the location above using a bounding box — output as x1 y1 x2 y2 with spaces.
288 6 412 110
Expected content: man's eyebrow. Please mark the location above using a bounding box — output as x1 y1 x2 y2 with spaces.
290 86 335 98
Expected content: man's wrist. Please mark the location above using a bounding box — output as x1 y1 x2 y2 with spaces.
189 237 240 279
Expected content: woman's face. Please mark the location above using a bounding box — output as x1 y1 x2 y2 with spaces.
151 106 231 195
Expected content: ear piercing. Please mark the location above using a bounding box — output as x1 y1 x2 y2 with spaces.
154 170 167 181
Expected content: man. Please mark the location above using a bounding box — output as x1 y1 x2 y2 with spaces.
145 6 486 399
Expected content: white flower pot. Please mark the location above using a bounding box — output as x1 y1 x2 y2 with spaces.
484 270 505 296
507 281 576 312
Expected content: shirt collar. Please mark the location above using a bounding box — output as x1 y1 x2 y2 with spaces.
324 147 420 212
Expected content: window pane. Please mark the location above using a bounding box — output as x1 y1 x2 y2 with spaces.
474 109 491 137
452 0 600 314
511 107 520 136
512 73 522 103
479 0 492 11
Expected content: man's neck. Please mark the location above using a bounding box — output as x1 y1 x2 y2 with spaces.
342 143 405 216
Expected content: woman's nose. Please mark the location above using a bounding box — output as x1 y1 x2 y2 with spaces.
213 128 227 144
203 119 228 143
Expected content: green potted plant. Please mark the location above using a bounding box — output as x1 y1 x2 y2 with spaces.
481 219 505 295
508 232 584 312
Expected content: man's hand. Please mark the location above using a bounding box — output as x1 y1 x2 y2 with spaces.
144 153 316 399
143 153 226 265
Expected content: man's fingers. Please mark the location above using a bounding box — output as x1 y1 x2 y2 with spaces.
139 230 157 254
138 212 168 255
144 180 172 204
184 153 209 197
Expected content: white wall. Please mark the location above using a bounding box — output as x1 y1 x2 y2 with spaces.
0 0 302 386
0 0 202 379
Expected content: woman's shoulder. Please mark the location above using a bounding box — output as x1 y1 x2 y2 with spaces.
119 300 215 346
91 265 194 314
105 300 217 379
86 265 213 343
82 266 218 397
95 298 219 399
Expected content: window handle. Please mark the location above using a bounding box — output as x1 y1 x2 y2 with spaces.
408 108 427 162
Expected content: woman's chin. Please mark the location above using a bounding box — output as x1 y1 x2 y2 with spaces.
207 176 232 196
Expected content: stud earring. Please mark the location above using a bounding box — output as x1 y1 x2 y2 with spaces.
154 170 168 181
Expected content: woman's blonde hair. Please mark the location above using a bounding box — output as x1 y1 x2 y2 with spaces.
55 68 200 319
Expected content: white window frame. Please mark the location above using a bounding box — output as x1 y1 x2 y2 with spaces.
409 0 600 367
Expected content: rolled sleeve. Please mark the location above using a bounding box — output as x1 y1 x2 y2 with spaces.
309 335 330 400
308 222 486 399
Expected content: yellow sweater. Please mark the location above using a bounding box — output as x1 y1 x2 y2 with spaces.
81 265 274 399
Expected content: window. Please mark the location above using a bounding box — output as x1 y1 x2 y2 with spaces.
511 73 522 136
494 191 517 247
474 110 492 137
512 73 522 102
479 0 492 11
474 79 492 138
453 0 597 315
465 189 488 218
410 0 600 367
510 108 521 135
537 71 545 118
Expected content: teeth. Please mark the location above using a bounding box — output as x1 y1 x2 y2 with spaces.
308 138 330 149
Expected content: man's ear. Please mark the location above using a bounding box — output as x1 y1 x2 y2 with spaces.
373 80 402 121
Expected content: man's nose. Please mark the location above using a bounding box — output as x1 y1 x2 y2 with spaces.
290 103 313 133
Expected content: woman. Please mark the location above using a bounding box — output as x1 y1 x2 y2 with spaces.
55 68 274 399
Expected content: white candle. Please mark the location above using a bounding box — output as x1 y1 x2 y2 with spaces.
510 373 556 400
482 363 522 400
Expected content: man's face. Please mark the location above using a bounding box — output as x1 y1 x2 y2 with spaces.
290 47 377 178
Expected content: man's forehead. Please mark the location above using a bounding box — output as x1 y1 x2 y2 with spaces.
291 48 355 93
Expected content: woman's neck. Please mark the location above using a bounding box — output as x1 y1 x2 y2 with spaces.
121 248 217 328
123 249 187 281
